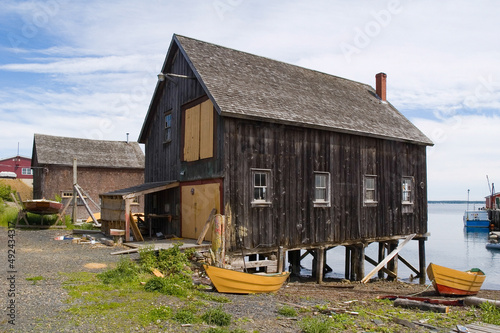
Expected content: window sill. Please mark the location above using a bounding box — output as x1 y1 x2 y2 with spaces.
402 202 414 205
313 201 331 208
251 201 272 208
363 201 378 207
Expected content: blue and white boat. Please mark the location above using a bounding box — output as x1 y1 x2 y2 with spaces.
463 210 490 228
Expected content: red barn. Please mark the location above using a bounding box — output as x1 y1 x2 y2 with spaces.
0 155 33 179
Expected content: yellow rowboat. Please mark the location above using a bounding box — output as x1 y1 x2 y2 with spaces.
203 264 290 294
426 263 486 296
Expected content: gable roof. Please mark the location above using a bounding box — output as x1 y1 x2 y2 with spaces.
33 134 144 168
141 34 432 146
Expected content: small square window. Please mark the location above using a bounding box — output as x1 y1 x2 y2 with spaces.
251 169 272 206
364 175 377 206
402 177 413 204
164 112 172 143
314 172 330 207
22 168 33 175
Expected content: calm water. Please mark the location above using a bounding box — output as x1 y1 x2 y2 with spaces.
296 203 500 290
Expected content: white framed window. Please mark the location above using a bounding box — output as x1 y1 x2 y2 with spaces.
402 177 414 204
251 169 272 206
21 168 33 175
363 175 378 206
314 172 330 207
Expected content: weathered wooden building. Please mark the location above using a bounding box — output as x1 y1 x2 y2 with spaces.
32 134 145 220
138 35 433 281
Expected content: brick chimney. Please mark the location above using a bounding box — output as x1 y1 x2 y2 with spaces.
375 72 387 101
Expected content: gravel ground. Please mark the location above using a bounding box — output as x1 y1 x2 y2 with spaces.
2 228 500 332
1 228 125 332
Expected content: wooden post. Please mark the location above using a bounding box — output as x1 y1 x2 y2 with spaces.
277 246 284 273
288 250 301 276
72 158 77 223
124 197 130 242
378 242 386 279
352 245 365 281
387 241 398 281
418 238 426 284
316 247 325 284
345 246 351 280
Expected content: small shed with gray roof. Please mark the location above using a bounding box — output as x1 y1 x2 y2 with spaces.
32 134 145 220
138 34 433 283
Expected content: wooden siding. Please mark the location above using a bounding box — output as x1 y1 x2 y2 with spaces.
223 118 428 252
143 47 223 185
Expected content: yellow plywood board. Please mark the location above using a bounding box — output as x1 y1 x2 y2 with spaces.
184 105 200 162
199 99 214 159
181 183 220 241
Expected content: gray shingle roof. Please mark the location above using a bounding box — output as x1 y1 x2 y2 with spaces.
33 134 144 168
174 35 432 146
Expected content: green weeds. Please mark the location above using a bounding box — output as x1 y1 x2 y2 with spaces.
481 301 500 324
26 276 44 285
201 306 232 326
277 305 297 317
299 315 336 333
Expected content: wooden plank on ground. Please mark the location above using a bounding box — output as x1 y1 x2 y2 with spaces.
361 233 416 283
196 208 216 245
465 323 500 333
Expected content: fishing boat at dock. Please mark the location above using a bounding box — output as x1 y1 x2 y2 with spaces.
23 199 63 215
203 264 290 294
426 263 485 296
463 210 490 228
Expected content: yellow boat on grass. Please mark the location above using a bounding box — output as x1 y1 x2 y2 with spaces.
426 263 486 296
203 264 290 294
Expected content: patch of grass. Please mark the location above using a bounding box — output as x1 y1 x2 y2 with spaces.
173 307 198 324
26 276 44 285
0 203 18 228
139 243 194 276
481 301 500 324
202 307 232 327
144 275 192 297
299 315 336 333
0 184 15 201
97 257 140 285
277 305 297 317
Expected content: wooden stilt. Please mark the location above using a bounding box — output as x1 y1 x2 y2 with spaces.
418 238 426 284
316 247 325 283
353 245 365 281
345 246 351 280
387 241 398 281
378 242 386 279
277 246 284 273
288 250 301 276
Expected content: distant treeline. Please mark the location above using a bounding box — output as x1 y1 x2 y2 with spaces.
429 200 484 204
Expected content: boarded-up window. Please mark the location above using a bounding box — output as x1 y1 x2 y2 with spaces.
183 99 214 161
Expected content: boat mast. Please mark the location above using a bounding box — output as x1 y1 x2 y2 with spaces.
467 189 470 212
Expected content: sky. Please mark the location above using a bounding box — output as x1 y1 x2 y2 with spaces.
0 0 499 201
